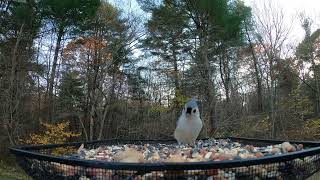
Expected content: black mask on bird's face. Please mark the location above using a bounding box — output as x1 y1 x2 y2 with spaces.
186 107 192 114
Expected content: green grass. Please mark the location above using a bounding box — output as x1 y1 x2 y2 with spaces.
0 161 31 180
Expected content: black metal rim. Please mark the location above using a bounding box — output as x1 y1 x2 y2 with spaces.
9 137 320 171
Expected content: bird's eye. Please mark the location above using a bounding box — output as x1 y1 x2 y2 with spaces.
193 109 196 113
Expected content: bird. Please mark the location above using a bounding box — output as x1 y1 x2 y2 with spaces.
174 98 203 145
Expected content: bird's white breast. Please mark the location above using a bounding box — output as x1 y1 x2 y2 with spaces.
174 116 203 144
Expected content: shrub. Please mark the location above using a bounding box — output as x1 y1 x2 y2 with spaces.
23 121 81 155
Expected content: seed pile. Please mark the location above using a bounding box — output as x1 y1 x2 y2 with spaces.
72 139 304 163
42 139 319 179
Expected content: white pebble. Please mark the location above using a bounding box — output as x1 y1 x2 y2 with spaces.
204 152 212 159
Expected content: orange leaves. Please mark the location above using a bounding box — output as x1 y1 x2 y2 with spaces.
72 37 107 50
62 37 112 65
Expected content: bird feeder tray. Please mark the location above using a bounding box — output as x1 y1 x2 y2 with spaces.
9 137 320 180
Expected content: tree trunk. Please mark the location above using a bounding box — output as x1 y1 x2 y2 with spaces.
201 43 215 136
35 37 42 128
172 48 180 109
78 114 88 141
48 27 64 122
253 55 263 112
219 51 231 103
6 22 25 145
98 102 109 140
110 73 116 101
269 58 277 138
89 92 97 141
89 40 101 140
89 78 99 141
245 26 263 112
312 61 320 116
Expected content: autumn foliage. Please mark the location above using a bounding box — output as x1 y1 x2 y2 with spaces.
23 121 81 155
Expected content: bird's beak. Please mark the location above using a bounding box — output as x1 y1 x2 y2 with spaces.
186 107 192 115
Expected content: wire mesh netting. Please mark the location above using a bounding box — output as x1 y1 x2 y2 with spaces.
10 137 320 180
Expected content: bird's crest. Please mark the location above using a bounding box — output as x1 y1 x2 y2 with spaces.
186 97 197 108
